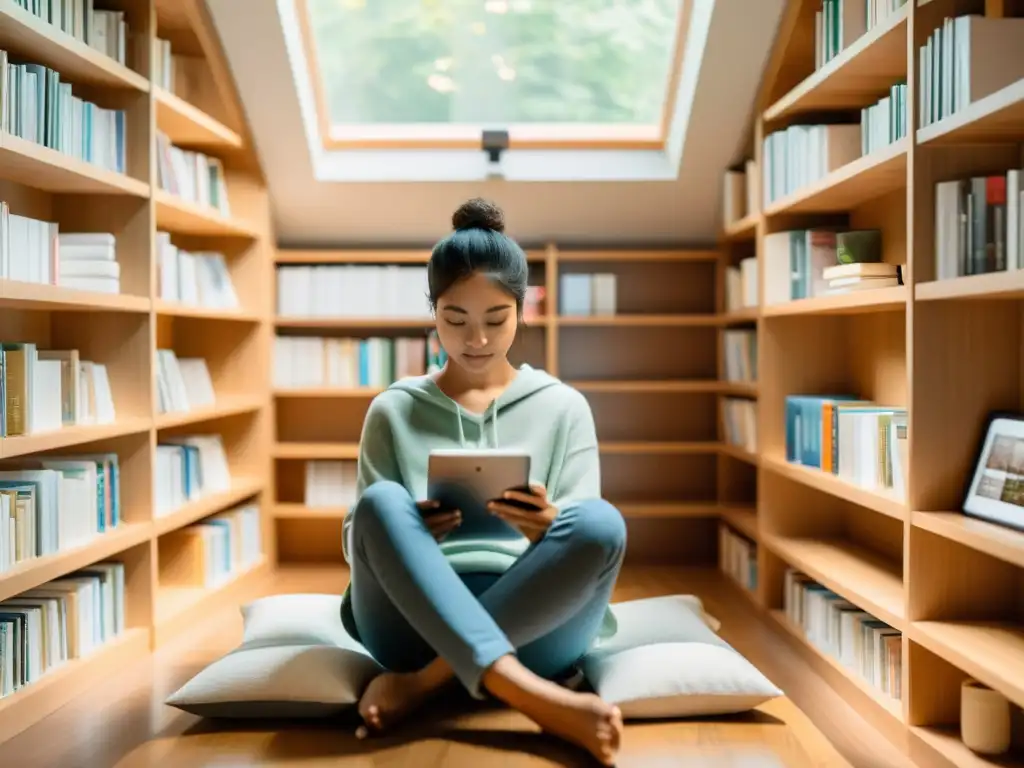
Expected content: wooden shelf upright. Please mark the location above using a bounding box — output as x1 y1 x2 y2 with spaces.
271 245 758 565
0 0 274 744
718 0 1024 766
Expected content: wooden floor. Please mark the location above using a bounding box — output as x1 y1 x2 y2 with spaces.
0 565 916 768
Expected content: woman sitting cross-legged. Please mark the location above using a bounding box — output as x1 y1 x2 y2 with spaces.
339 198 628 766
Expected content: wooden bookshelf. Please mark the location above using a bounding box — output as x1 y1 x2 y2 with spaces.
271 245 756 567
0 0 273 745
719 0 1024 765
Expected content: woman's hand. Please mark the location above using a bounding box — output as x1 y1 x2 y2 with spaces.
417 500 461 542
487 483 557 543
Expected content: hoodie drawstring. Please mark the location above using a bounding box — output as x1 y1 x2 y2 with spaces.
452 399 499 448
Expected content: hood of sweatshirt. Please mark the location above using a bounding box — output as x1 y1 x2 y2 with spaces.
386 363 563 450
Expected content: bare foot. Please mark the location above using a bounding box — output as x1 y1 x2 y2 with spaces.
355 671 432 738
355 657 456 738
484 656 623 765
531 690 623 766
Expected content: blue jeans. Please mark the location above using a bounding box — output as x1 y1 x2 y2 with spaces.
343 480 626 697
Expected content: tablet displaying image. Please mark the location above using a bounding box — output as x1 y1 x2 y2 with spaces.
427 448 532 542
964 413 1024 532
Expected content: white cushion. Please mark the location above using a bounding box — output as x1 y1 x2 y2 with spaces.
580 594 781 719
165 594 382 718
581 642 781 719
165 591 780 721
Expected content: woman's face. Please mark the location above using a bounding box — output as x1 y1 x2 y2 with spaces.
435 272 518 375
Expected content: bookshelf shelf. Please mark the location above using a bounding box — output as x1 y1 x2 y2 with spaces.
763 139 909 216
0 282 151 312
598 441 718 455
720 306 759 324
913 512 1024 570
720 443 760 465
153 189 260 238
0 522 151 603
761 454 906 520
720 506 758 540
762 286 908 316
274 316 436 329
557 314 719 327
917 271 1024 302
273 503 346 519
0 1 149 91
763 4 909 124
154 396 264 429
616 502 721 518
154 478 264 536
273 442 361 460
916 77 1024 145
764 534 906 628
154 300 263 323
555 250 721 263
154 87 244 150
1 417 153 458
723 214 759 241
911 725 1024 768
571 379 737 394
0 0 274 743
274 387 383 398
913 621 1024 710
0 133 150 197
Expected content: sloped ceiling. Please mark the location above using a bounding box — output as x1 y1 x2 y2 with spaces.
206 0 783 247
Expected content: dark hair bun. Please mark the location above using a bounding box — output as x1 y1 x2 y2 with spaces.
452 198 505 233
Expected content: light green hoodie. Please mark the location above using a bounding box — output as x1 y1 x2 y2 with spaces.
344 363 602 574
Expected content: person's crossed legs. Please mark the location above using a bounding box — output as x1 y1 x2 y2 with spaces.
347 480 626 764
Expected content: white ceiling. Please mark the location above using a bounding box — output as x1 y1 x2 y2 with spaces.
206 0 784 248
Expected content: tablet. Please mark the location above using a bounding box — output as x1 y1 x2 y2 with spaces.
427 448 532 542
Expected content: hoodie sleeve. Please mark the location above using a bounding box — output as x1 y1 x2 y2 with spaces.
343 396 404 562
549 390 602 509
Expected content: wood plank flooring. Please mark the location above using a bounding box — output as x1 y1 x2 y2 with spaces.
0 565 914 767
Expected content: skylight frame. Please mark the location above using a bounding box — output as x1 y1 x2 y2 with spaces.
294 0 689 151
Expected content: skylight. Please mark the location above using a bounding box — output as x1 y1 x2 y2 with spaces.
298 0 685 149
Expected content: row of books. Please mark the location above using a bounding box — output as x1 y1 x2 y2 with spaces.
861 82 907 157
919 15 1024 130
0 452 121 574
723 397 757 455
724 257 757 312
152 37 175 92
783 567 902 702
784 395 908 497
1 343 116 437
277 265 432 319
160 503 262 590
154 435 232 518
559 274 616 316
719 523 757 593
0 210 121 294
763 228 902 303
0 51 127 175
273 334 446 390
934 171 1024 279
813 0 908 70
1 560 125 699
723 330 757 384
156 132 231 217
156 351 216 416
762 123 861 208
722 159 760 229
304 460 358 509
9 0 129 65
156 232 239 309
